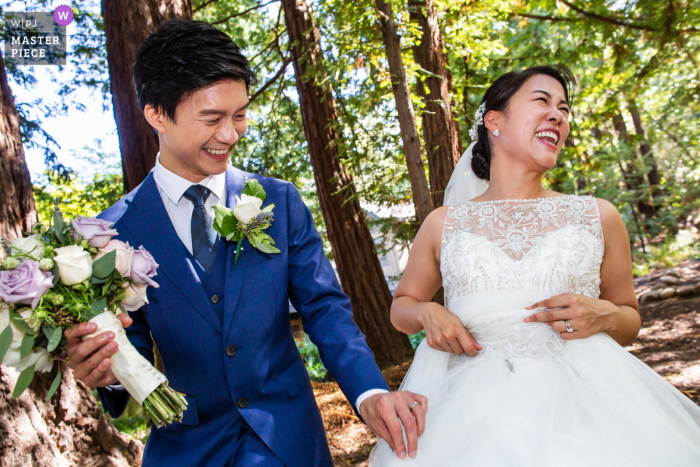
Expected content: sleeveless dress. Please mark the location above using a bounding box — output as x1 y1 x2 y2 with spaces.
370 195 700 466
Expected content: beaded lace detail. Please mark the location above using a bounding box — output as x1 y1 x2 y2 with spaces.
440 195 604 309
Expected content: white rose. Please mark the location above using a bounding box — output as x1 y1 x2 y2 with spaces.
233 194 263 225
93 240 134 278
10 235 45 260
121 283 149 312
54 245 93 286
0 302 10 332
3 340 54 373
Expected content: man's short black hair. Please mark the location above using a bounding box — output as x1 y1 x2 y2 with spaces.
133 19 257 123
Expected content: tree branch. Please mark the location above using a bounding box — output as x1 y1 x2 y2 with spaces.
192 0 219 13
559 0 658 31
248 56 292 105
211 0 279 26
516 12 582 23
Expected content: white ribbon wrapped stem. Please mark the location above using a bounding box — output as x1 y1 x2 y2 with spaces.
83 311 165 405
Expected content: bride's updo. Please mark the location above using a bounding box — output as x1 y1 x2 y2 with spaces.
471 65 576 181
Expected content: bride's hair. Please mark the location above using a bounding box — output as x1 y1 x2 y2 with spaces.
472 65 576 181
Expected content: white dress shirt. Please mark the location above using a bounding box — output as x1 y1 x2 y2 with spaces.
151 155 386 412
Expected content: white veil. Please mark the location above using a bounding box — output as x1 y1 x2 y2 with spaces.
443 141 490 205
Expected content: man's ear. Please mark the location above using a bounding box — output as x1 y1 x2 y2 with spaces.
143 104 168 133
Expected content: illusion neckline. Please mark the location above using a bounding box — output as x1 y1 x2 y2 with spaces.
462 194 593 205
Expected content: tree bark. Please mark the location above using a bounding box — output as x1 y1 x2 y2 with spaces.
281 0 414 369
408 0 461 208
0 364 143 466
102 0 192 192
0 53 142 466
0 55 35 247
373 0 433 225
626 97 661 188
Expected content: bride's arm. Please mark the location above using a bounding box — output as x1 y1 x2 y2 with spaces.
391 207 482 356
597 198 641 346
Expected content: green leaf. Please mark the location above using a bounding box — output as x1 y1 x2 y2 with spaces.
9 309 35 336
253 238 281 254
92 250 116 278
33 332 48 349
262 203 275 213
241 179 266 202
20 333 34 358
90 275 109 285
220 215 238 236
0 326 12 362
90 297 108 318
12 364 35 399
213 205 234 230
45 368 61 402
53 211 66 244
50 263 59 285
46 326 63 353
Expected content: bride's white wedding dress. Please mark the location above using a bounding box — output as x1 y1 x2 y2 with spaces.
370 195 700 466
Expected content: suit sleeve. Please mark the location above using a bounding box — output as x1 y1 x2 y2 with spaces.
285 183 389 415
96 307 155 418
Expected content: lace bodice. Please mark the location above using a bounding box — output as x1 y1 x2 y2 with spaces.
440 195 605 310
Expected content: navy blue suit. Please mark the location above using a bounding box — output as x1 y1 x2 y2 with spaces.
97 166 388 466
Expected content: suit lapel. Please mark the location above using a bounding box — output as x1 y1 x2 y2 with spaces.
222 166 255 340
119 174 223 334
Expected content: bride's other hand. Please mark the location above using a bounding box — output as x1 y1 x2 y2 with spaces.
420 303 482 355
390 207 483 354
525 199 640 346
525 294 622 340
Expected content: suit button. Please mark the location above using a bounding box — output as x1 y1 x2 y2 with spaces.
237 397 248 409
210 295 219 304
225 345 237 357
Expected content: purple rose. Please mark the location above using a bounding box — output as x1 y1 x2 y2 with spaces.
0 261 54 309
71 216 119 248
131 246 159 288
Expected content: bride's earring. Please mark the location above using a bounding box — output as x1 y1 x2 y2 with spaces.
493 130 500 137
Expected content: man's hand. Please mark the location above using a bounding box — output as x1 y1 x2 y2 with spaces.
64 314 133 388
359 391 428 460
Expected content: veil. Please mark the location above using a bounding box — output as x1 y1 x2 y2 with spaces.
443 142 490 205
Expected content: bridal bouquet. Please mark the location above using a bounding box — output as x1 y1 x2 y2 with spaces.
0 204 186 427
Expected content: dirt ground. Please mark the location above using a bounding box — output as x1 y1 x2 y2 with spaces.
318 261 700 467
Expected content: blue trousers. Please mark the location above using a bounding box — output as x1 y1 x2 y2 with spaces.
229 422 286 467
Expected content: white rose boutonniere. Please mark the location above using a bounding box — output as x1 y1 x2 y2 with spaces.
213 179 280 265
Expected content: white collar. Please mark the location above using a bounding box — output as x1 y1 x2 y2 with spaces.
153 153 227 205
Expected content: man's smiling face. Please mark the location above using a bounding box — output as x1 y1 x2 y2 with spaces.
144 79 249 182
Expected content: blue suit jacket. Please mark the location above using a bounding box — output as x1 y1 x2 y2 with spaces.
97 166 388 466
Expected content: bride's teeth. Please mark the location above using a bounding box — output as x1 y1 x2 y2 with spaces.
535 131 558 144
205 148 229 155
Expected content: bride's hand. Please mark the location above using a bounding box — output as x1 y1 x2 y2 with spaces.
419 303 483 356
524 294 621 340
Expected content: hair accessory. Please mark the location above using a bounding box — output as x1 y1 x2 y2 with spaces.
493 130 500 137
469 102 487 142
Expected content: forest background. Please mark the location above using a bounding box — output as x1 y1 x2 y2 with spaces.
0 0 699 463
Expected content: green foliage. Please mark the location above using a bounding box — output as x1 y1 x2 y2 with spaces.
409 330 426 350
296 335 333 382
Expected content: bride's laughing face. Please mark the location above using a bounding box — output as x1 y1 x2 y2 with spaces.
486 74 570 173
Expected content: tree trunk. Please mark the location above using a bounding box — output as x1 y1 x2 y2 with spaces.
373 0 433 225
0 53 142 466
0 364 143 466
408 0 461 208
626 97 661 188
102 0 192 192
281 0 414 369
0 55 35 247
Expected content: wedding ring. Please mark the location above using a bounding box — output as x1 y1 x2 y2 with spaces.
565 320 573 333
410 401 419 411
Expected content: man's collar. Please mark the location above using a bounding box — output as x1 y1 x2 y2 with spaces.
153 153 227 205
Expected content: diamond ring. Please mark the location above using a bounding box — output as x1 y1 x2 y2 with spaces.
565 320 573 333
410 401 419 411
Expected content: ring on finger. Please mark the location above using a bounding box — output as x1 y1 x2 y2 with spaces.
565 320 573 333
410 401 419 411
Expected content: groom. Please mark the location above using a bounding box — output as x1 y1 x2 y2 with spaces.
63 19 425 467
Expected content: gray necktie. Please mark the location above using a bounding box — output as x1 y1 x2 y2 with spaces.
182 185 218 273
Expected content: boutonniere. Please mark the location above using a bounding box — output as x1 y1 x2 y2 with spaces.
213 179 280 265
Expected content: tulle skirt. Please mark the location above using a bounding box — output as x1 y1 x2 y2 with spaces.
369 292 700 467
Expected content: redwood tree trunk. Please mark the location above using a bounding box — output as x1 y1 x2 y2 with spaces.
281 0 414 369
408 0 461 208
0 53 142 466
0 55 35 245
374 0 433 225
102 0 192 192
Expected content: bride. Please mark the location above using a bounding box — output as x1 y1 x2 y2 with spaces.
369 65 700 466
